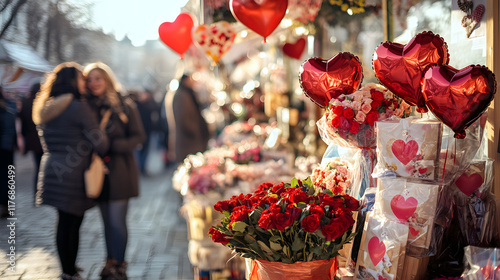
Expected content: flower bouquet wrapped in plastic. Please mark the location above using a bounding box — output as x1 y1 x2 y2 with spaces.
209 178 359 280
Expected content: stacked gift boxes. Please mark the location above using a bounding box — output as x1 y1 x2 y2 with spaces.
348 116 500 279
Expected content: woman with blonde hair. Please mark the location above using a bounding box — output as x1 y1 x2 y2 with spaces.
83 62 145 280
33 62 109 280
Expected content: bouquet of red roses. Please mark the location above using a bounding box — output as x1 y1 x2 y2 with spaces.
209 178 359 264
317 83 411 149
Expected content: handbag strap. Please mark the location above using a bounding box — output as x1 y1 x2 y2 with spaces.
100 109 112 130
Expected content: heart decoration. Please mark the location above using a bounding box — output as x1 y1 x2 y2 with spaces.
368 236 386 266
299 52 363 108
418 167 428 174
454 173 484 197
230 0 288 42
373 31 449 113
391 139 419 166
421 64 497 139
409 226 420 237
282 37 306 60
192 21 236 65
158 13 195 59
378 276 388 280
390 194 418 221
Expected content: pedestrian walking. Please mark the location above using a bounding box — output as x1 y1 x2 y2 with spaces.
83 62 146 280
165 74 210 163
18 81 44 202
32 62 109 280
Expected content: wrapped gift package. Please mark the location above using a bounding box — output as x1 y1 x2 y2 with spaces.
355 214 408 280
461 246 500 280
374 178 440 250
374 118 442 181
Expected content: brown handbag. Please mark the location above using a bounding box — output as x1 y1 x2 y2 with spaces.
84 109 111 198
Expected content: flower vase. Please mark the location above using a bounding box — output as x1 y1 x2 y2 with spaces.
248 257 338 280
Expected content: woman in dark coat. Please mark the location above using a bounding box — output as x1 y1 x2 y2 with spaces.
83 62 146 280
33 62 109 280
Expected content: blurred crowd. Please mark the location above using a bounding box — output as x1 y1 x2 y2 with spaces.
0 61 212 280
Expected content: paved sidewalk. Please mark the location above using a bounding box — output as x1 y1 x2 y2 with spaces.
0 152 194 280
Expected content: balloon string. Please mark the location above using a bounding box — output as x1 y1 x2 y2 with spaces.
454 138 457 166
442 144 449 181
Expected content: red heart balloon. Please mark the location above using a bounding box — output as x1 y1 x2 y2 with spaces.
299 52 363 108
158 13 195 59
282 37 306 60
422 64 497 139
373 31 449 113
230 0 288 42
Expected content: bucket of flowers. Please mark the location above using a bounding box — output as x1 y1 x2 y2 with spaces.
209 177 359 280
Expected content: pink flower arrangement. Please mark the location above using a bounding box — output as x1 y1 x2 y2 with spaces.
318 83 411 148
311 159 353 195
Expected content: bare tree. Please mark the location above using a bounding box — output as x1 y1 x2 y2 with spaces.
0 0 28 38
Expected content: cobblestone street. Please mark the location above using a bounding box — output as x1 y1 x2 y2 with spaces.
0 152 194 280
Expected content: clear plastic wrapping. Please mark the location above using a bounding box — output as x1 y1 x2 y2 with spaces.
373 117 442 181
355 214 409 280
374 178 440 253
461 246 500 280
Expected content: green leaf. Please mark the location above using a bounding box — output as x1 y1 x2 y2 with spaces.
244 234 255 243
291 177 299 188
269 235 281 243
257 240 274 256
292 235 305 252
311 245 322 255
303 176 313 187
283 245 291 257
231 221 248 232
270 241 282 251
307 252 314 262
281 257 293 264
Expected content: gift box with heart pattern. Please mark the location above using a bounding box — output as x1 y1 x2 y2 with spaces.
374 118 442 181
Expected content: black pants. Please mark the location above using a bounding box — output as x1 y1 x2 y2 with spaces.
57 210 84 275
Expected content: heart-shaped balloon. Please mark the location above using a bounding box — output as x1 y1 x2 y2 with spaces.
299 52 363 108
373 31 449 112
192 21 236 65
230 0 288 42
422 64 497 139
282 37 306 60
158 13 195 59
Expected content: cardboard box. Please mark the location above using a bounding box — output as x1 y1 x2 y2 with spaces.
402 256 430 280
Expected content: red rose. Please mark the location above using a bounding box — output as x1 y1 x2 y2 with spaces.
333 106 344 116
331 116 341 128
265 196 279 205
209 227 230 245
308 204 325 218
370 101 381 111
343 108 355 120
301 214 321 233
365 111 379 126
258 212 276 230
321 220 344 241
258 182 274 191
286 204 302 221
289 189 311 204
275 212 293 231
214 200 231 213
339 116 351 132
349 121 360 135
229 209 249 228
343 195 360 211
371 89 385 101
271 183 286 196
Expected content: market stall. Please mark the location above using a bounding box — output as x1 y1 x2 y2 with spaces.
160 0 500 279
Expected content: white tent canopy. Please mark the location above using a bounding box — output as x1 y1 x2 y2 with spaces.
0 40 52 94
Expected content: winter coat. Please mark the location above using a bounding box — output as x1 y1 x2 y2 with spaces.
170 84 209 162
34 94 108 216
92 97 146 201
19 96 43 154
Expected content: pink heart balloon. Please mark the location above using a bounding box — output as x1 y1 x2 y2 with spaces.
299 52 363 108
192 21 236 64
158 13 195 59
